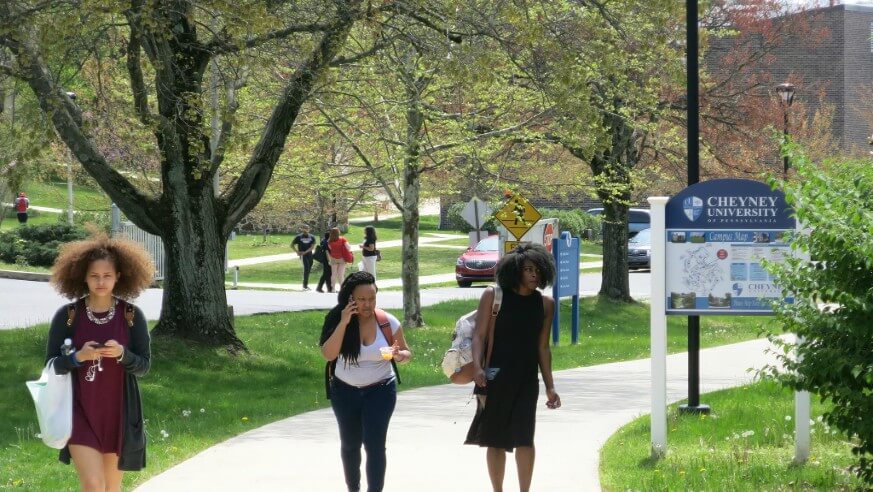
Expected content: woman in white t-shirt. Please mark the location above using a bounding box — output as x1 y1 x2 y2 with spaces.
320 271 412 492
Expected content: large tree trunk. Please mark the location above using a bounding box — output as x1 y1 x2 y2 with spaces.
400 69 424 328
401 175 422 327
150 186 243 349
598 200 631 301
586 101 640 302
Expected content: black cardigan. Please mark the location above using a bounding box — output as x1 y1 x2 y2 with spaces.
44 299 151 471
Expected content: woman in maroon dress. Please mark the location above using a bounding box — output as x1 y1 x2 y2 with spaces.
45 233 154 491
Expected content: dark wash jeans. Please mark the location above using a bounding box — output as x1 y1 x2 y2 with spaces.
301 253 314 287
330 377 397 492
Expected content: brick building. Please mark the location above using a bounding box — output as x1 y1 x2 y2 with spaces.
707 3 873 154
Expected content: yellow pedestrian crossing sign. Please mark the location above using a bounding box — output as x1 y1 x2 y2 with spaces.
495 194 541 240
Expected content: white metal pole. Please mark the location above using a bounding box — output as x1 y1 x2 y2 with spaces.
795 380 811 463
648 196 669 458
793 219 811 463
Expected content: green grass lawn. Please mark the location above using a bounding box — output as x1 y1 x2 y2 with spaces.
600 380 862 490
0 261 50 274
0 212 63 232
14 181 110 212
580 241 601 255
228 244 461 284
1 297 770 490
228 215 449 260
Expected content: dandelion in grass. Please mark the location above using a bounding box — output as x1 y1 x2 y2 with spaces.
741 430 755 438
160 430 170 439
182 409 191 417
785 415 792 421
200 408 205 413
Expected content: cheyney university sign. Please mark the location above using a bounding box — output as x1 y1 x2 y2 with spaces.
664 179 795 315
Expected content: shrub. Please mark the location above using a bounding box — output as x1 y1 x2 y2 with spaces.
764 149 873 486
0 224 85 267
446 202 600 239
537 207 600 239
445 201 500 233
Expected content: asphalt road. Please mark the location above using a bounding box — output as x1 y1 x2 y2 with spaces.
0 271 651 330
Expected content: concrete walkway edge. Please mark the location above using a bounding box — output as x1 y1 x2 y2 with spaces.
136 338 781 492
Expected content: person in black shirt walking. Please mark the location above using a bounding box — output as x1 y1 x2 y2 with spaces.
315 232 333 293
291 225 316 290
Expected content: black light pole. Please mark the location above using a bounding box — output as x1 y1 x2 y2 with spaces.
680 0 709 415
775 83 796 177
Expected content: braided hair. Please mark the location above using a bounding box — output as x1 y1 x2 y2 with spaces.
319 271 378 366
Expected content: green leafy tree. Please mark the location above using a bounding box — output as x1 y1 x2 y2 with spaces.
314 14 540 326
0 1 438 348
764 149 873 485
470 0 684 300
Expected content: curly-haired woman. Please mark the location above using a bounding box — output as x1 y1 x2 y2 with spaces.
466 243 561 492
46 232 154 491
319 271 412 492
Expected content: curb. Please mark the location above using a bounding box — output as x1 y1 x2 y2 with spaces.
0 269 51 282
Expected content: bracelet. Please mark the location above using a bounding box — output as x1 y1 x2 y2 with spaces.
116 346 125 362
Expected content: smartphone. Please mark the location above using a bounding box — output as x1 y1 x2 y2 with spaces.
91 343 107 349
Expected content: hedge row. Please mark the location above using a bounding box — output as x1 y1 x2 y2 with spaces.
445 202 600 239
0 224 85 267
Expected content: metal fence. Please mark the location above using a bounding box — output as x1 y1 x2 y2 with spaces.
111 204 165 280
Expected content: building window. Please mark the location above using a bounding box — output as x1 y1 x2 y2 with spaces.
870 22 873 53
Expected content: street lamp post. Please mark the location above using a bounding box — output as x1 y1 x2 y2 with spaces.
775 83 796 176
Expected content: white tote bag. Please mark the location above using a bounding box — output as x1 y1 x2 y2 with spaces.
26 358 73 449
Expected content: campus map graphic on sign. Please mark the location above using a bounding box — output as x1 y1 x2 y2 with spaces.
665 179 795 315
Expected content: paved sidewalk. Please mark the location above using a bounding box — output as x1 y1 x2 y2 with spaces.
228 261 604 291
136 338 780 492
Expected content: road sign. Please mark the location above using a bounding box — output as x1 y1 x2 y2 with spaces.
543 222 555 253
460 197 491 229
495 194 542 240
552 231 580 345
503 240 529 254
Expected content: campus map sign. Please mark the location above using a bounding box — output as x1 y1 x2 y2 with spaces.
665 179 795 315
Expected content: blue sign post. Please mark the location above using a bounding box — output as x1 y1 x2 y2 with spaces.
552 231 580 344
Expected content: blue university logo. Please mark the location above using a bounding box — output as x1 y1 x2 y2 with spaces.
732 283 744 296
683 196 703 222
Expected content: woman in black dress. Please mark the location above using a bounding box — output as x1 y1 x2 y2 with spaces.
467 243 561 492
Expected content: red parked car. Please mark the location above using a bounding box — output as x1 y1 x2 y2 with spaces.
455 235 498 287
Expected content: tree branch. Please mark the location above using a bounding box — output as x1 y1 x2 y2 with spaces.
124 3 151 126
314 101 404 212
206 22 333 56
10 31 160 233
427 110 550 153
221 5 362 237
